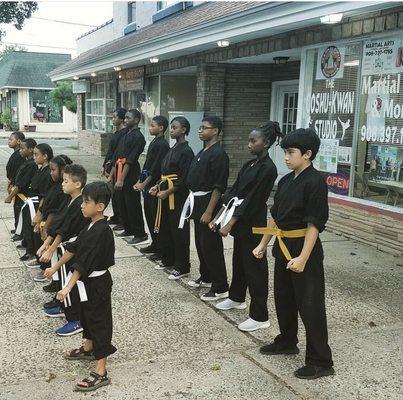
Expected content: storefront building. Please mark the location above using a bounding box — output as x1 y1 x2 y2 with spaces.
50 1 403 255
0 51 77 133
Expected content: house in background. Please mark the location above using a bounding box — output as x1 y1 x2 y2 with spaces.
0 51 77 133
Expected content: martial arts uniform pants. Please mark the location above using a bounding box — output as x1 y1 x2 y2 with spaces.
119 186 146 237
229 233 269 322
194 219 228 293
273 256 333 368
158 196 190 273
81 271 117 360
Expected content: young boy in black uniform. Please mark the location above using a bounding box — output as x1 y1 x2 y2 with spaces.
133 115 170 256
110 109 147 244
101 107 127 228
55 181 116 392
21 143 53 262
5 131 25 233
5 138 37 242
149 117 194 280
41 165 88 337
182 116 229 298
209 122 280 331
253 128 334 380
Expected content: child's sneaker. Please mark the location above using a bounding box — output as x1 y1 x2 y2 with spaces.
168 269 189 280
44 298 59 309
56 321 83 336
187 277 212 288
200 291 229 302
33 271 48 282
44 306 65 318
26 259 40 268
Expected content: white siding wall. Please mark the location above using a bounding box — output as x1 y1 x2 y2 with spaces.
136 1 158 29
17 89 77 133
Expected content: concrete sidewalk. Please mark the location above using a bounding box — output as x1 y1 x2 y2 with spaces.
0 143 401 400
0 129 77 140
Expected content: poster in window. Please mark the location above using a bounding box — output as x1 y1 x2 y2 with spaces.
315 45 345 80
362 37 403 76
313 139 338 173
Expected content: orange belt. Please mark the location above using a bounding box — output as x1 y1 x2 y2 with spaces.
115 158 127 183
252 223 307 261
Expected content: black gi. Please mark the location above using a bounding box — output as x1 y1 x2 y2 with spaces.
158 141 194 272
269 164 333 368
22 165 53 254
13 158 37 237
47 196 89 322
66 219 116 360
6 149 25 228
224 155 277 322
112 127 146 237
141 135 170 253
103 127 128 223
186 142 229 293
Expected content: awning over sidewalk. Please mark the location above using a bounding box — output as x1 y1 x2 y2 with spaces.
49 1 396 81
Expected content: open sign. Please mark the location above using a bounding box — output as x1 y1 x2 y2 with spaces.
325 172 350 195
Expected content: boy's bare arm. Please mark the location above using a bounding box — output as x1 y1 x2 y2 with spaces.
56 270 81 302
43 250 74 278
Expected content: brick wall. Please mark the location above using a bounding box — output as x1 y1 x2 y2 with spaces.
222 62 300 183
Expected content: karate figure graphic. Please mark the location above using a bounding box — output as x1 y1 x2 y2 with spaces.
338 117 350 141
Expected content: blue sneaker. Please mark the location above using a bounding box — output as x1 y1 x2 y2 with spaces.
56 321 83 337
44 306 65 318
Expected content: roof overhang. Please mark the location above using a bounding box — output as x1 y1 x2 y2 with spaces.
50 1 399 81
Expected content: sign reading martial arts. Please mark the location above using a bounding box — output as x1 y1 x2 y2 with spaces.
118 67 145 92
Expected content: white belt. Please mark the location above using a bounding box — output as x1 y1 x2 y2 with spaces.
178 190 211 229
50 236 77 308
64 270 107 303
16 196 39 235
215 197 244 227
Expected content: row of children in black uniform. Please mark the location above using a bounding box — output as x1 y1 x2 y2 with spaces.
5 131 117 391
103 108 334 380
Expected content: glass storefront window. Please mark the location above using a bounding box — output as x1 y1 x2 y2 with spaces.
301 36 403 208
301 43 362 197
354 36 403 207
29 89 63 123
85 81 115 133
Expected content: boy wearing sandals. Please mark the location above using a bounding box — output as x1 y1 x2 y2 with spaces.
55 181 116 392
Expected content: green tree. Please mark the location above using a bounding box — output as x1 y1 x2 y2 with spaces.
0 44 27 59
50 81 77 114
0 2 38 39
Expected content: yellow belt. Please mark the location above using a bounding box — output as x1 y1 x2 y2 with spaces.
39 221 46 233
154 174 178 233
17 193 27 201
252 223 307 261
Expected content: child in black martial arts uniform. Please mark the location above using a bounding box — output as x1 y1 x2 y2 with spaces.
5 131 25 233
101 107 127 228
149 116 194 280
210 122 281 331
134 115 169 256
27 155 72 273
41 165 88 337
253 128 334 380
110 109 147 244
19 143 54 262
55 181 116 393
5 138 37 243
182 116 229 300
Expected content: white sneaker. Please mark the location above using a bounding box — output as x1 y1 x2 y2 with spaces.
215 299 247 311
187 277 212 288
200 291 229 301
238 318 270 332
168 270 189 280
154 264 165 270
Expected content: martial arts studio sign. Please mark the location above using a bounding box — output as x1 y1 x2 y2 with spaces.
118 67 145 92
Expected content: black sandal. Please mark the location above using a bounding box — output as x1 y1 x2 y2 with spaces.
63 346 95 360
74 371 111 392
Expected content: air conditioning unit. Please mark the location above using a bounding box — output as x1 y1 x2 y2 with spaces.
124 21 137 36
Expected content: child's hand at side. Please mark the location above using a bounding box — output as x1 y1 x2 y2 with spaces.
56 287 70 302
40 249 53 263
287 256 307 273
252 244 267 259
44 267 56 279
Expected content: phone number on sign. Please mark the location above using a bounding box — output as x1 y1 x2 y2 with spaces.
360 125 403 145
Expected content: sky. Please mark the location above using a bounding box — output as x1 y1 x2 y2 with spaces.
0 0 114 57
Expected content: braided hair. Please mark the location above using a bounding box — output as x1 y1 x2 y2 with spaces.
255 121 284 148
